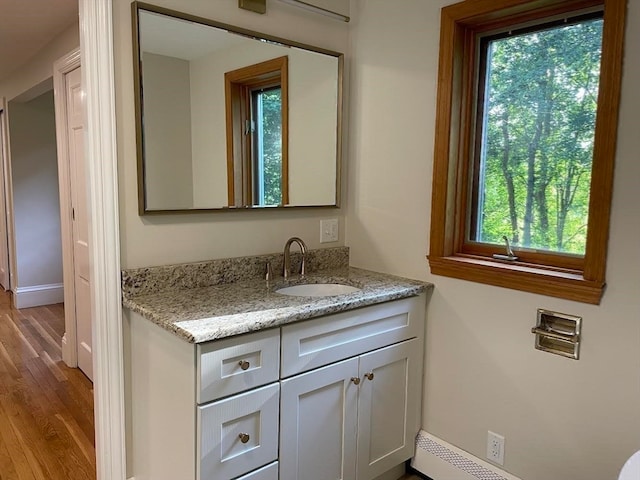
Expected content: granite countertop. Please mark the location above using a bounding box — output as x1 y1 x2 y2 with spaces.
123 266 431 344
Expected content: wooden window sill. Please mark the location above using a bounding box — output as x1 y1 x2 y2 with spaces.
428 255 604 304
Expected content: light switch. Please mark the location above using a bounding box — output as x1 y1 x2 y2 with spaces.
320 219 339 243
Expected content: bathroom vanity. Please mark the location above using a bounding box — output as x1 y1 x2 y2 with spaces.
123 247 431 480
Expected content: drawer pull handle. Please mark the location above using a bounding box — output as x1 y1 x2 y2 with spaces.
238 360 250 370
364 372 374 381
351 377 360 385
238 433 250 444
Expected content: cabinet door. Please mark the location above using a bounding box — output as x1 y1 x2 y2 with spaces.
356 339 420 480
280 358 359 480
198 383 279 480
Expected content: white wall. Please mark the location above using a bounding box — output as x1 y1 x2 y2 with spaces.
142 52 194 210
346 1 640 480
8 91 63 289
114 0 349 269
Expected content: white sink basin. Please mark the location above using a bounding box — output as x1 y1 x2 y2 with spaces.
276 283 361 297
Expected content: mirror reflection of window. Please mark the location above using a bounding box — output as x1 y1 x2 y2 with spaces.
252 86 282 206
134 4 342 213
225 56 289 207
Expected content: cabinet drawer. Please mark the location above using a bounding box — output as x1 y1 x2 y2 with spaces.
281 296 423 377
197 383 279 480
197 329 279 403
235 461 278 480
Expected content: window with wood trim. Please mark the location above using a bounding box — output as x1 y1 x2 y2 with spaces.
225 56 289 207
428 0 626 304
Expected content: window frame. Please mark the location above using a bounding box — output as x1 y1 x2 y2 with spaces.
225 56 289 207
427 0 626 304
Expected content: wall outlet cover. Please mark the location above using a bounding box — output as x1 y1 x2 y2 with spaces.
487 431 505 466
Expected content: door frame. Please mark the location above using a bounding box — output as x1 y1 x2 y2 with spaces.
0 101 16 292
80 1 126 479
53 47 81 368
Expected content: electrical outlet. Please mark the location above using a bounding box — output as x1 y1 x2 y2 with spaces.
320 219 339 243
487 431 505 465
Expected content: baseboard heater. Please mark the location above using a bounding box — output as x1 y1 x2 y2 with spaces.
412 431 522 480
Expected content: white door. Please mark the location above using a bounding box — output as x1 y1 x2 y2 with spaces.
356 339 420 480
280 358 359 480
0 110 10 289
65 66 93 381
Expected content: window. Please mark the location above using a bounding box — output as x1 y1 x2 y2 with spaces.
225 56 289 207
251 86 283 206
428 0 626 304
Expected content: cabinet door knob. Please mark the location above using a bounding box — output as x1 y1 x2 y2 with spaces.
364 372 374 381
238 360 250 370
238 433 250 443
351 377 360 385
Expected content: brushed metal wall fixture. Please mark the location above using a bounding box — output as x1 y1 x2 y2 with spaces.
277 0 350 22
239 0 266 14
532 309 582 359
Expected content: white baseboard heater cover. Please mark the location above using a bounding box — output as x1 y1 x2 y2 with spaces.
412 431 522 480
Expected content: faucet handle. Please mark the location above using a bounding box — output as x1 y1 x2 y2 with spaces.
265 261 273 282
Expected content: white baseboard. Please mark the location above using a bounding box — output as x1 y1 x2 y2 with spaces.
412 431 521 480
14 283 64 309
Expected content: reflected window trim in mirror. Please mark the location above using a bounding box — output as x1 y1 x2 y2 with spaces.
131 1 344 215
225 56 289 207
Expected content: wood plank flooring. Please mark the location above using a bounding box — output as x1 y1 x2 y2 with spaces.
0 292 95 480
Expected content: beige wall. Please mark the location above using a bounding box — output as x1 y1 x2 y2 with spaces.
346 1 640 480
189 42 339 207
0 22 78 292
0 23 78 102
9 91 63 289
142 52 194 210
114 0 348 269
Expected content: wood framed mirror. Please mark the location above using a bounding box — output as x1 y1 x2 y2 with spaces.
132 2 344 214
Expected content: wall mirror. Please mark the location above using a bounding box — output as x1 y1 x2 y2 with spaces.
132 2 344 214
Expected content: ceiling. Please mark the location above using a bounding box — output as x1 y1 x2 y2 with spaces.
0 0 78 83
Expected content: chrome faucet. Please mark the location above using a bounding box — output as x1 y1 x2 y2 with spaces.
283 237 307 280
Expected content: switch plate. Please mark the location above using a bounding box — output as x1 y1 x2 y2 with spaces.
320 219 339 243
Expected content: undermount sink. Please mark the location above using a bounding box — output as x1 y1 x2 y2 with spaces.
276 283 361 297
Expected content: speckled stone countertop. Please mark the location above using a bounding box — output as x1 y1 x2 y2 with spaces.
122 247 432 344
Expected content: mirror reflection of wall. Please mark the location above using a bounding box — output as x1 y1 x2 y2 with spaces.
135 5 343 214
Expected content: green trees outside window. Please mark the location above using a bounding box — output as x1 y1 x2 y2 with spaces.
253 87 282 206
473 16 603 255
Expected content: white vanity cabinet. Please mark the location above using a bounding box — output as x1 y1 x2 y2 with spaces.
128 293 425 480
279 297 423 480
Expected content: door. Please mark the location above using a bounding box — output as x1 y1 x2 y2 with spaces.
65 66 93 380
280 358 358 480
0 110 10 289
356 339 421 480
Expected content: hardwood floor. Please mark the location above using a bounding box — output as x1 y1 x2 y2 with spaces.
0 292 95 480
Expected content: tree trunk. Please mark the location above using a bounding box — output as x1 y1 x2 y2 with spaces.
535 66 554 249
500 111 519 243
